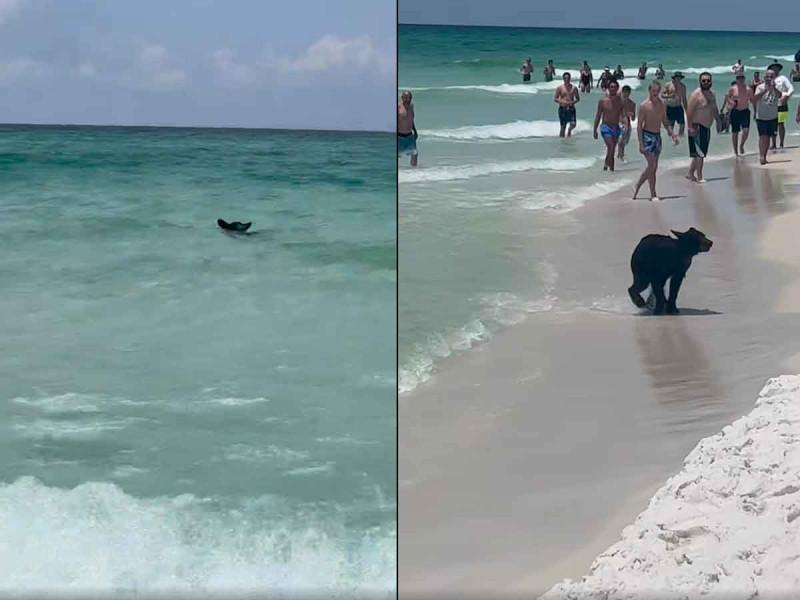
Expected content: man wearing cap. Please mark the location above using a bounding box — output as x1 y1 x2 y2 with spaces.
725 73 753 155
662 71 688 136
768 62 794 149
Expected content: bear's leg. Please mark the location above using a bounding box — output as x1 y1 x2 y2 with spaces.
666 273 684 314
652 278 668 315
628 272 649 308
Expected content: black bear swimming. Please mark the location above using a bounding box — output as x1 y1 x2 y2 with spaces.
628 227 713 315
217 219 252 232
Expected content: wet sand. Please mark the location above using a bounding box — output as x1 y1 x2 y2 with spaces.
399 146 800 599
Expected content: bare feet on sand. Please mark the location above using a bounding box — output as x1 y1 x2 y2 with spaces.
686 174 697 182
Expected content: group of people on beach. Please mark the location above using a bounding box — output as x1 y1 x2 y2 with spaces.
398 52 800 194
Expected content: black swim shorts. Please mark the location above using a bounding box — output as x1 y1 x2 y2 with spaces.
756 118 778 137
558 105 577 126
666 105 685 126
730 108 750 133
523 73 531 82
688 123 710 158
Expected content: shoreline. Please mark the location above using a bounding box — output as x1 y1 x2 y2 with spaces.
400 144 800 597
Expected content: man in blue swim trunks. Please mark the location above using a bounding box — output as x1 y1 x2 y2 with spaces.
398 90 418 167
632 81 679 201
593 79 625 171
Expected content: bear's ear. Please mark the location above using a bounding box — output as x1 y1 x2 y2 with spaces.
671 229 683 239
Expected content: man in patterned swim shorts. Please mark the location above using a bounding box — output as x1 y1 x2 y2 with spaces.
593 79 625 171
633 81 678 202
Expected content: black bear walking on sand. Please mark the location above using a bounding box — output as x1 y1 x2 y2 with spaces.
628 228 713 315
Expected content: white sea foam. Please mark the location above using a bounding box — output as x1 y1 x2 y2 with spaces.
218 443 310 464
404 84 537 94
400 157 597 183
399 289 556 395
494 178 636 212
0 476 395 596
206 396 270 407
424 119 592 141
12 417 151 438
541 374 800 600
10 392 147 413
681 64 763 75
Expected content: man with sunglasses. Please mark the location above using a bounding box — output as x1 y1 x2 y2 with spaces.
685 72 719 183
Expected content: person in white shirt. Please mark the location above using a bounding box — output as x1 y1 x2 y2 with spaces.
767 63 794 149
731 59 745 77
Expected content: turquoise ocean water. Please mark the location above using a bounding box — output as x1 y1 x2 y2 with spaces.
399 25 800 393
0 126 396 596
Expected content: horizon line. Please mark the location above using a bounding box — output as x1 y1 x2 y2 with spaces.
0 122 393 134
399 22 800 35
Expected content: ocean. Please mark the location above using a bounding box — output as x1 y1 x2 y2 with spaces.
0 125 396 596
398 25 800 393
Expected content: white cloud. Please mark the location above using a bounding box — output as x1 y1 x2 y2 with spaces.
211 34 393 89
0 0 26 27
272 35 391 73
0 56 43 84
211 48 259 88
137 43 186 89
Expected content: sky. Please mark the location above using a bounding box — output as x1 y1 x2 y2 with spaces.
400 0 800 32
0 0 396 131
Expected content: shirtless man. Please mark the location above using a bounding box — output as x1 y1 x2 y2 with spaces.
520 57 533 83
579 61 593 93
554 71 580 138
725 73 752 155
593 79 625 171
617 85 636 162
632 81 678 201
792 62 800 82
544 60 555 82
613 65 625 80
398 90 418 167
685 72 719 183
662 71 688 136
731 59 745 77
655 64 665 79
637 62 648 80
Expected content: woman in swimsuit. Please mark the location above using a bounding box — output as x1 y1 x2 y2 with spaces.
580 61 592 93
792 63 800 83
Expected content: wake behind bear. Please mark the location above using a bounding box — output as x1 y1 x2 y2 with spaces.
628 228 713 315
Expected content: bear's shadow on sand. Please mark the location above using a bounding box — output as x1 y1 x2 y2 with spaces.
634 307 723 317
